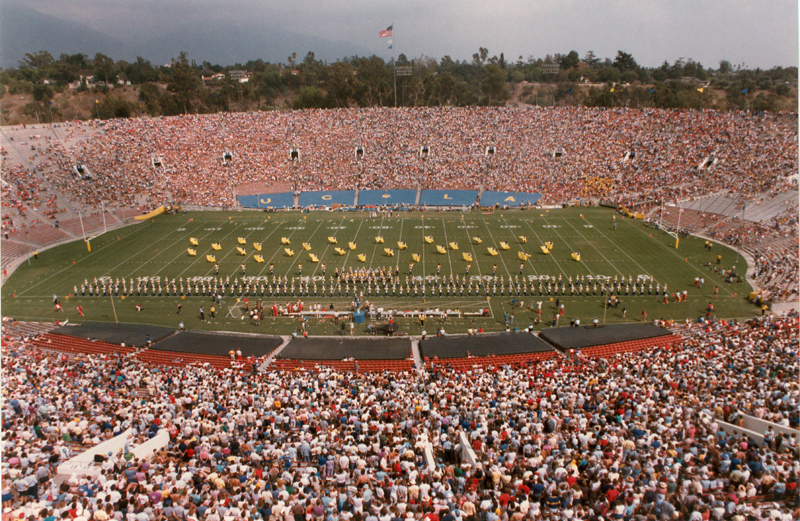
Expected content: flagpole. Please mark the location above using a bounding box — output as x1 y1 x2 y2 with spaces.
393 22 397 108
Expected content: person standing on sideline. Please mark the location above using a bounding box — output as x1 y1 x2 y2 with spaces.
642 309 647 322
210 305 215 319
77 306 84 317
199 306 205 321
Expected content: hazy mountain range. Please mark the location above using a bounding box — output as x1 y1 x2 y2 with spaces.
0 2 375 69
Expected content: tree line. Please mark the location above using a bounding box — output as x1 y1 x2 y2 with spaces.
1 48 796 122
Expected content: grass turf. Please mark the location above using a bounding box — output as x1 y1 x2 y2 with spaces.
2 207 757 336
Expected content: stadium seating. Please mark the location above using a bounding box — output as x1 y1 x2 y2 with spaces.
575 334 682 359
31 333 136 358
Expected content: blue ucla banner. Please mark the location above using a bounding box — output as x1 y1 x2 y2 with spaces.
298 190 356 207
237 195 259 208
480 191 541 207
418 190 479 207
236 192 295 209
358 190 417 206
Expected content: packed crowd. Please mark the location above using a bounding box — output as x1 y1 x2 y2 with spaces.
3 108 794 209
1 165 53 236
2 310 798 520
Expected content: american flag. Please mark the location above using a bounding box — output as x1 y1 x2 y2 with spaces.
379 25 393 38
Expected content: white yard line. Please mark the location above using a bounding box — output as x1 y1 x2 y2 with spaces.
368 216 386 266
276 219 325 280
184 219 272 279
461 219 484 279
479 218 511 277
440 218 455 276
395 218 405 269
501 216 538 277
561 217 626 276
122 221 217 280
338 219 365 271
517 217 569 279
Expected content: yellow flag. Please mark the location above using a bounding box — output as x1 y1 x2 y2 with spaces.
697 87 704 93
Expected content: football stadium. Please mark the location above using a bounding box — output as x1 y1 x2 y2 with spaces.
2 91 799 518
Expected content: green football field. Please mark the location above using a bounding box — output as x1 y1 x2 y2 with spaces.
1 207 758 336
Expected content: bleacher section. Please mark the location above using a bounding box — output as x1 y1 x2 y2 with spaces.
418 190 478 207
539 323 674 351
741 190 797 222
135 349 251 371
298 191 356 207
237 192 295 209
51 321 174 347
6 224 71 246
681 194 742 219
31 332 136 357
1 239 34 267
1 320 61 338
358 190 418 207
575 334 683 358
680 190 796 224
480 191 541 207
56 213 116 237
115 208 145 220
659 207 724 231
